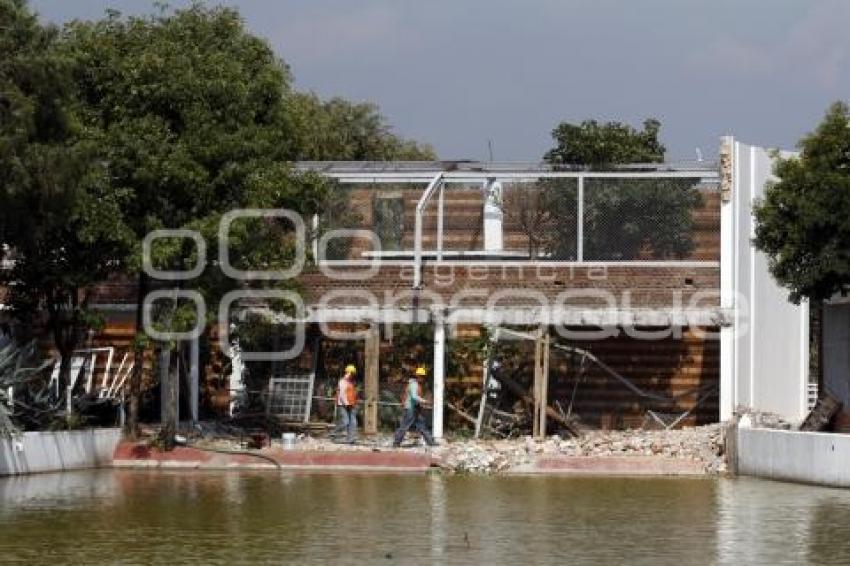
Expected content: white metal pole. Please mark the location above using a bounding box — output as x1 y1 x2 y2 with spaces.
432 316 446 440
414 174 443 288
577 175 584 262
436 185 444 261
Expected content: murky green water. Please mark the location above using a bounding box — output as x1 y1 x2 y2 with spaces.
1 471 850 564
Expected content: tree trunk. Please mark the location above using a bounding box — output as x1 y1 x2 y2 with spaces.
125 272 148 440
159 344 178 450
51 315 75 418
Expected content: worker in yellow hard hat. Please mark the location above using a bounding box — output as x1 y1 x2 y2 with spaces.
332 364 358 444
393 366 435 447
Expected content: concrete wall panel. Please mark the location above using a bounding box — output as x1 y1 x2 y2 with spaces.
738 427 850 487
0 428 121 476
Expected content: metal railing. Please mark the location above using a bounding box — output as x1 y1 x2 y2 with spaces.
306 163 721 273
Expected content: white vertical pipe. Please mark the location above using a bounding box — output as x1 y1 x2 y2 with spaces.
432 316 445 440
414 173 443 288
577 176 584 262
436 185 444 261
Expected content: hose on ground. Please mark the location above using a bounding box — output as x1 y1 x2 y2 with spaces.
187 443 282 469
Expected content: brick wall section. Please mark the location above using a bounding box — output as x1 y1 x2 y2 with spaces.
299 264 720 309
80 264 720 311
548 327 719 428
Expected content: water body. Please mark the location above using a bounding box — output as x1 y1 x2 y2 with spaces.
1 471 849 564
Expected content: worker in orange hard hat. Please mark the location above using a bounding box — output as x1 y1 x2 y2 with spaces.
332 364 358 444
393 366 435 447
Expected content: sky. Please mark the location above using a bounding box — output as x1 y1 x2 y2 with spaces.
29 0 850 162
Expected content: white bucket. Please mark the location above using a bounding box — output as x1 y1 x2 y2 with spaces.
281 432 297 450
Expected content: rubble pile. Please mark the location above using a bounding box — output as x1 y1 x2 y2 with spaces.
436 441 527 474
557 424 727 474
434 424 727 475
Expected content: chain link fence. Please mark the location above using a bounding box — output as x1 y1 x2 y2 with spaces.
319 177 719 262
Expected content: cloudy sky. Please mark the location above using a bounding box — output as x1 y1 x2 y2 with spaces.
30 0 850 162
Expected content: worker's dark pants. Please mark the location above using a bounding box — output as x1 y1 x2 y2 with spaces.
333 405 357 443
393 406 434 446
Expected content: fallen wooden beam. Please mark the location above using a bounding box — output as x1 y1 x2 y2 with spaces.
447 401 508 437
446 401 477 426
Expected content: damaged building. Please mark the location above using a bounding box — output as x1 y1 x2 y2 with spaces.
1 138 814 439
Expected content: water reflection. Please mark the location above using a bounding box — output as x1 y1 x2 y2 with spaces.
715 478 850 565
1 471 850 564
0 470 120 511
428 474 447 563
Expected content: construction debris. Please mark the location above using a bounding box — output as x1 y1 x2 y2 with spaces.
436 424 727 475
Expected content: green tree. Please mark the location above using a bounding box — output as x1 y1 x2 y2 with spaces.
0 0 133 398
545 118 665 166
59 4 336 441
510 117 702 260
291 92 435 160
754 102 850 303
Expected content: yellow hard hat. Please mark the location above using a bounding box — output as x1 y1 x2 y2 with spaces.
345 364 357 375
415 366 427 377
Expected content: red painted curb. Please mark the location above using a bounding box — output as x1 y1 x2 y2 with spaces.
536 455 705 475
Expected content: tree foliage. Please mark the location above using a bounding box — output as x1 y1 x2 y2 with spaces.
0 0 133 390
754 102 850 303
55 4 341 438
290 92 435 161
545 118 665 167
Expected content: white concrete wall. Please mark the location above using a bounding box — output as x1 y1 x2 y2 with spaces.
737 427 850 487
0 428 121 476
723 139 809 424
